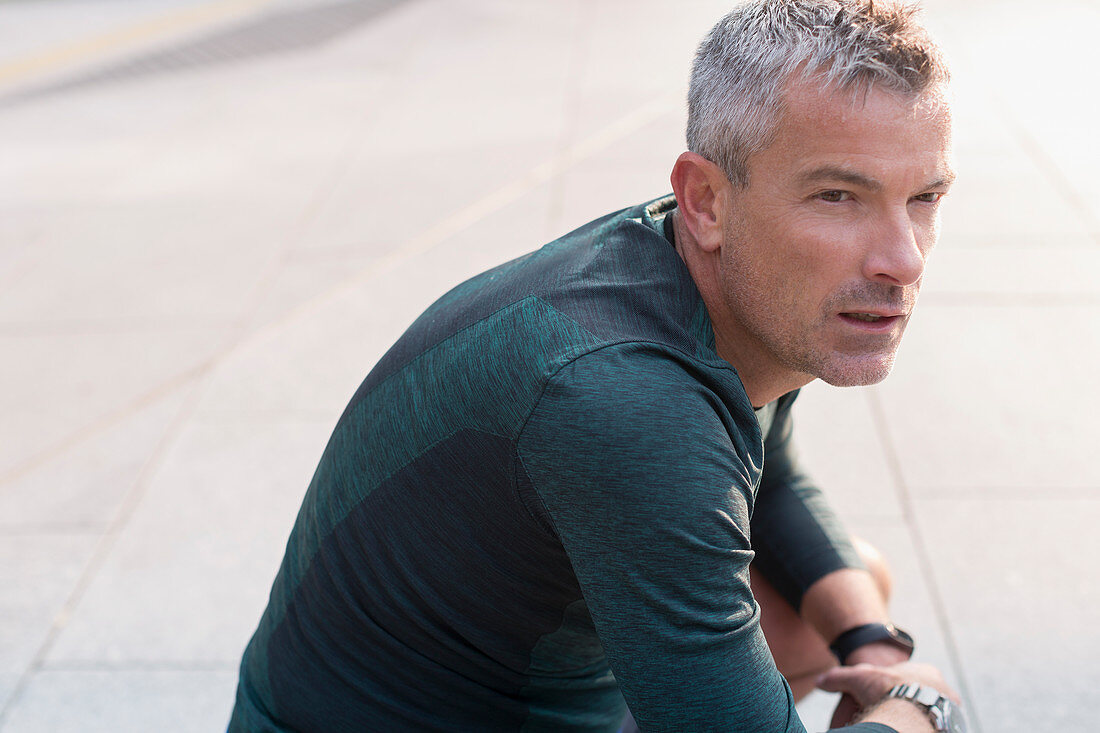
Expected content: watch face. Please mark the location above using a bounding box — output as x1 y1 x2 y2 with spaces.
942 701 968 733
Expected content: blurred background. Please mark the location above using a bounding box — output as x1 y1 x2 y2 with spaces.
1 0 1097 730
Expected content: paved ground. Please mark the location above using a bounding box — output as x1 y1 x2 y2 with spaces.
1 0 1097 730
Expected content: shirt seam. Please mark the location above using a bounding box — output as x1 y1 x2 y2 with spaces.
510 332 748 541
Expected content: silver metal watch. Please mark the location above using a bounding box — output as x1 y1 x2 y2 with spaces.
885 683 967 733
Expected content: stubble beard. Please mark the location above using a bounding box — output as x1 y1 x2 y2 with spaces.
746 307 903 389
812 346 899 387
726 273 914 389
788 292 913 388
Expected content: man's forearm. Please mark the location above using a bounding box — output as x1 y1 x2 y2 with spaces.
800 567 904 662
804 568 925 730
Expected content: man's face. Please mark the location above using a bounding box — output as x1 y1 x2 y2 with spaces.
718 79 954 388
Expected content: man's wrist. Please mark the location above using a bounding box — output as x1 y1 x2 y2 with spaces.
856 698 936 733
844 640 915 668
830 622 915 665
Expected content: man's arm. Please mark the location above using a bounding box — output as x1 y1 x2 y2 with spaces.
820 660 964 732
518 347 902 732
519 347 804 732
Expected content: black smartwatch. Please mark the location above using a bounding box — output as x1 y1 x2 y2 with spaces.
828 622 914 664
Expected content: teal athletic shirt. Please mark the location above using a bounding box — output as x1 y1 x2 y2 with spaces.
230 195 894 733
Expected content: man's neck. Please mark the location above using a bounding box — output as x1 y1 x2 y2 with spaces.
669 211 813 408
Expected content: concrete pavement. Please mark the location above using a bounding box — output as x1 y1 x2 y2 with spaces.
1 0 1097 730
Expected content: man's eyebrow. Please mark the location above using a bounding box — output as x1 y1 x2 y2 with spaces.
799 166 958 191
926 170 957 189
798 165 883 191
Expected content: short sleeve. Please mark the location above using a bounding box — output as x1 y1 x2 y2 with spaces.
752 392 864 611
516 344 806 733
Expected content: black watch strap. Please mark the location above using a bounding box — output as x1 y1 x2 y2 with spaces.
829 622 914 664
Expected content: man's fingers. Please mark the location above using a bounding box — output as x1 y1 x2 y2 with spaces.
815 664 891 707
818 661 963 707
828 693 861 729
815 663 872 692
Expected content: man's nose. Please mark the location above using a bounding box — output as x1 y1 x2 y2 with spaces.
862 210 927 287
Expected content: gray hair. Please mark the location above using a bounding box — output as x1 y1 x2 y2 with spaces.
687 0 950 185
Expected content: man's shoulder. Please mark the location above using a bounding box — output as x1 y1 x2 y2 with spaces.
367 195 705 379
520 340 763 475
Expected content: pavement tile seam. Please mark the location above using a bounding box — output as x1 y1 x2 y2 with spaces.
0 71 261 249
0 72 571 481
983 95 1100 247
0 525 108 536
1 667 239 733
187 408 340 422
905 488 1100 502
904 496 1100 733
2 215 339 476
0 544 102 725
0 317 242 334
214 65 420 317
1 22 669 490
39 661 237 672
0 377 206 725
838 512 906 522
198 94 678 380
0 534 103 718
839 514 908 527
271 10 575 257
2 1 1091 729
170 20 623 397
0 361 208 489
920 294 1100 307
865 388 984 733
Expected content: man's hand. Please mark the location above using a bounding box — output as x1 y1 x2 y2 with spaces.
827 641 918 726
818 661 961 731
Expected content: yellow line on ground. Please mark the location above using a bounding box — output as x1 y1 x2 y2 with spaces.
0 0 279 87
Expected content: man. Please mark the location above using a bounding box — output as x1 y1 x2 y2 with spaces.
231 1 965 731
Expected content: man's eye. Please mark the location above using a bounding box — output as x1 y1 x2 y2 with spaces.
817 190 851 203
913 192 945 203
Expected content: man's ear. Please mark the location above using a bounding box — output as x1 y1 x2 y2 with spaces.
670 151 731 254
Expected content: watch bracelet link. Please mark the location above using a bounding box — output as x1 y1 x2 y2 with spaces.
885 683 958 732
888 683 943 708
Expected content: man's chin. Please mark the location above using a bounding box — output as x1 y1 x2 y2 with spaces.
815 353 897 387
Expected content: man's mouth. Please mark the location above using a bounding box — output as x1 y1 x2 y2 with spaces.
845 312 885 322
838 311 906 329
